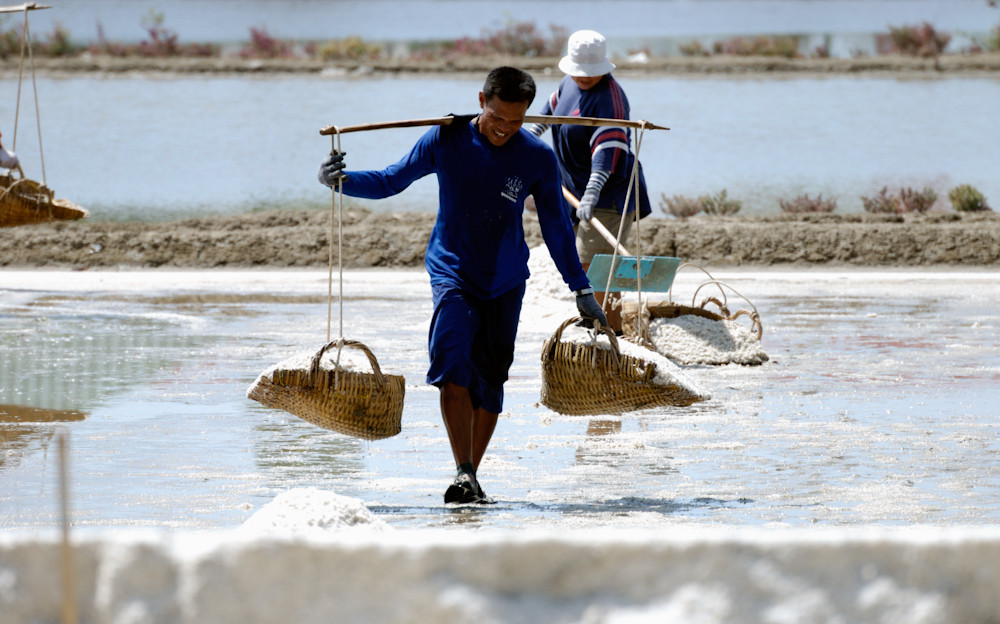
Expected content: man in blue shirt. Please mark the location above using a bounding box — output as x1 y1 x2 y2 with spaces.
318 66 607 504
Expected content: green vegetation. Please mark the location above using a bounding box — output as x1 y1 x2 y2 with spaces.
0 15 566 62
656 184 996 218
948 184 992 212
700 189 742 216
713 35 801 58
679 35 804 59
4 12 998 62
312 36 383 62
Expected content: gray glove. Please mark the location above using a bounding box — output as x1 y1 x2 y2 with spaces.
317 150 347 187
576 186 600 222
575 287 609 328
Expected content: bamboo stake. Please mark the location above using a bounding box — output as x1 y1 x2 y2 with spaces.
320 114 668 136
58 432 77 624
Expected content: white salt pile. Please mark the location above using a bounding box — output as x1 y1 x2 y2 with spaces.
238 488 392 537
524 245 576 322
649 314 769 366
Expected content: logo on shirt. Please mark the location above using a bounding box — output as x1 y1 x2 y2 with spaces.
501 176 523 203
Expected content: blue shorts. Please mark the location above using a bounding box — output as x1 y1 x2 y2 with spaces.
426 282 525 414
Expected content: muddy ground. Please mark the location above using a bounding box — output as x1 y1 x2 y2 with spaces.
5 53 1000 78
2 209 998 269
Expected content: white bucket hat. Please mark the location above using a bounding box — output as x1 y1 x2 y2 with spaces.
558 30 616 77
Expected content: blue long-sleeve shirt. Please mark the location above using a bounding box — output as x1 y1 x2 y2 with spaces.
337 115 590 299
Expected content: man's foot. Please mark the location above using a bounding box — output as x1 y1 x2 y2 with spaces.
444 473 482 504
475 481 497 505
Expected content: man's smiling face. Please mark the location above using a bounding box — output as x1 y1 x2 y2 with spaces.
477 94 529 147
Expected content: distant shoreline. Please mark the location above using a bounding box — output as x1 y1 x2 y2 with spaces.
4 53 1000 78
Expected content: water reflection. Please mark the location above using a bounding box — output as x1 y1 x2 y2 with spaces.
0 305 205 411
0 404 87 470
252 420 366 482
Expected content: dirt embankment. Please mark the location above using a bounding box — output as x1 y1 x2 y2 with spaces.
2 209 998 270
4 53 1000 78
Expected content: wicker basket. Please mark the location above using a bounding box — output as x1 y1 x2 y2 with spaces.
540 317 706 416
1 173 89 228
247 339 404 440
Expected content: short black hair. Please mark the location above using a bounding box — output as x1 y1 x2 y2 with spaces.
482 66 536 106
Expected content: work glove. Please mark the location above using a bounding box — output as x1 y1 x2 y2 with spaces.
576 186 600 222
575 287 609 329
317 150 347 187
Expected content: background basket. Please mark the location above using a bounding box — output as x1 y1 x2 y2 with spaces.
540 317 705 415
1 173 89 228
622 300 763 346
247 339 404 440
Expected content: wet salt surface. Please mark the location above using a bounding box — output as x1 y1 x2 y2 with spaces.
1 266 999 531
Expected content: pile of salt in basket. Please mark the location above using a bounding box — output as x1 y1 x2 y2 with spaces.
540 316 710 416
247 338 404 440
621 266 768 367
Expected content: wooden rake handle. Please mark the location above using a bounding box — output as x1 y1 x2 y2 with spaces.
561 187 633 256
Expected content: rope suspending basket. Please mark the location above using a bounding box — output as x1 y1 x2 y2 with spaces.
1 3 88 228
540 317 710 415
246 126 404 440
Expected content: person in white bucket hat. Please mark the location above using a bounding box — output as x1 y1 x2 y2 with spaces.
558 29 617 78
529 29 651 333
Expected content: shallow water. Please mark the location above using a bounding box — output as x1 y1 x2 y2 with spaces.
2 267 998 531
3 74 998 221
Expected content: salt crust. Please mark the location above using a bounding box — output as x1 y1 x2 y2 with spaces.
4 526 1000 624
524 245 575 320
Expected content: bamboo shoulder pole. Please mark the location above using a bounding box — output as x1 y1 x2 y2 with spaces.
0 3 51 13
320 114 668 136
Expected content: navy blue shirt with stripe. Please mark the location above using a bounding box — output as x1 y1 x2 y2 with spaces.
336 115 591 299
538 75 652 218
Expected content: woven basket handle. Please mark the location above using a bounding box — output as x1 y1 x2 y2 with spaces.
309 338 387 385
545 316 622 367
